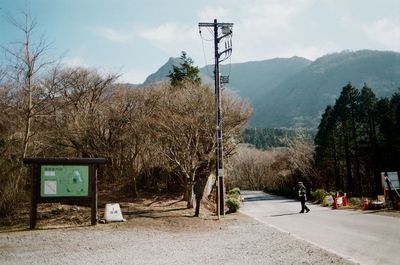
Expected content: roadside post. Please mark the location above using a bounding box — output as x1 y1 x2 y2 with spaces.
23 157 107 229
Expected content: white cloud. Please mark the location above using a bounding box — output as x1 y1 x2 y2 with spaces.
237 0 314 30
363 18 400 51
95 27 131 43
134 0 321 66
131 0 399 68
138 23 181 44
138 23 202 58
223 0 318 62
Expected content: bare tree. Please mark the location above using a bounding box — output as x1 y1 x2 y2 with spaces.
285 133 321 187
149 82 251 214
148 82 213 208
2 9 54 160
228 143 301 192
0 10 58 217
48 67 119 157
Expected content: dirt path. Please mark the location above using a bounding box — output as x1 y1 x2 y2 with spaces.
0 199 354 265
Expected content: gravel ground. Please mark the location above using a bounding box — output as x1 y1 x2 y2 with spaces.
0 211 355 265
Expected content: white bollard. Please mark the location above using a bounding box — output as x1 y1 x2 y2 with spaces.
104 203 125 222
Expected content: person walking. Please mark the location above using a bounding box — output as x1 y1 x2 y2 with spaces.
298 182 310 213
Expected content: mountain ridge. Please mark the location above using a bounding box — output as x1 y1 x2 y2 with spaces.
135 50 400 128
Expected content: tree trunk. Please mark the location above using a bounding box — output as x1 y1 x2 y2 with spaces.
183 177 195 208
351 109 361 195
333 140 340 190
187 183 195 209
22 72 33 160
194 177 207 217
343 122 354 192
202 173 216 199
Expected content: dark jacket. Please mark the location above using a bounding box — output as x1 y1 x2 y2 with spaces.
298 185 307 200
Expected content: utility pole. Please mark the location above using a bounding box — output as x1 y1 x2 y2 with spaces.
199 19 233 218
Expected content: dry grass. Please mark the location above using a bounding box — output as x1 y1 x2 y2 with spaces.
0 187 220 232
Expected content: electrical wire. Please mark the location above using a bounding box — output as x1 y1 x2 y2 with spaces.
199 28 213 42
199 24 233 81
199 27 214 78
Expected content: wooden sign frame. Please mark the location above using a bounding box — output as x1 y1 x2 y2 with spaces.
23 157 107 229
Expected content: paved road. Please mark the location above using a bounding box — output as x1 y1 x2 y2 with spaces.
240 191 400 265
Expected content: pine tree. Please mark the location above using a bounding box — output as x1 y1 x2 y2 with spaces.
315 105 341 189
334 83 360 192
168 51 201 87
359 84 379 193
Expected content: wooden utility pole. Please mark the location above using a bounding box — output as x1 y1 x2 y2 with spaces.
199 19 233 218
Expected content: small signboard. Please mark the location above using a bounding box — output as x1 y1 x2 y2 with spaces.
382 172 400 190
220 76 229 84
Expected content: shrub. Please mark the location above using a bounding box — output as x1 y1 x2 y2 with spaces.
0 164 26 221
228 188 241 199
311 189 330 204
348 197 363 208
226 197 241 213
228 187 241 195
0 180 21 219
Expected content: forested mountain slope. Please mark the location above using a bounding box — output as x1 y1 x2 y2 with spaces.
139 50 400 128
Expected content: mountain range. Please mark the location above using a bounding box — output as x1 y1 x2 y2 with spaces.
138 50 400 128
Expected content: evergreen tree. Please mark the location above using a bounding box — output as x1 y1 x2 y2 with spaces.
315 84 400 196
168 51 201 87
359 84 379 193
315 105 340 190
376 98 394 169
334 83 360 193
391 90 400 161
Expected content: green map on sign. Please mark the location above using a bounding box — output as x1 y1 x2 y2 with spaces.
40 165 89 197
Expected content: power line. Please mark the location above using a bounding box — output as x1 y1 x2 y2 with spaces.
199 29 213 78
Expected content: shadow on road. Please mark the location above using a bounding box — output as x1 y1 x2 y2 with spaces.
277 200 297 203
243 196 296 204
265 212 300 217
243 196 278 202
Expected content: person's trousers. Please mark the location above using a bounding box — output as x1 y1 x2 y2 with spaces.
300 197 309 212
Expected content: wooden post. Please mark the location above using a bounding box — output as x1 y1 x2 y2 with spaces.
30 164 39 229
91 164 98 226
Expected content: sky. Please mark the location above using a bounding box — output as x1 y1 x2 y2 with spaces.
1 0 399 84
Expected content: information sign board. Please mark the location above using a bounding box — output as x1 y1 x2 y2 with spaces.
23 157 107 229
40 165 89 197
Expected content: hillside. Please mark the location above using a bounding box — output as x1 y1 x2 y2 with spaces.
142 57 212 86
138 50 400 128
251 50 400 128
214 57 311 102
142 57 180 86
141 56 311 97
